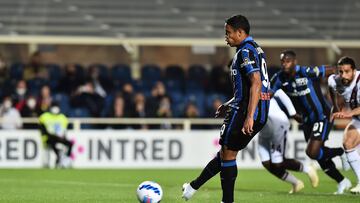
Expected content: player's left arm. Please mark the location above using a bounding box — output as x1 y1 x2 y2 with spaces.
303 65 336 78
242 71 261 135
332 107 360 119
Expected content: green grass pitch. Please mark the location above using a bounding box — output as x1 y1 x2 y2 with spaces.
0 169 358 203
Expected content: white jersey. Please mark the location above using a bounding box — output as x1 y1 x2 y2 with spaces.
258 89 296 163
328 71 360 120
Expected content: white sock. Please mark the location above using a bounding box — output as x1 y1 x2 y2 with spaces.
283 172 299 185
346 149 360 183
302 163 310 174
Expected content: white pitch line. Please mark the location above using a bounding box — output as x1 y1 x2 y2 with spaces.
1 178 134 187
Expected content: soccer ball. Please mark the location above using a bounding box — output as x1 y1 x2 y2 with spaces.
136 181 163 203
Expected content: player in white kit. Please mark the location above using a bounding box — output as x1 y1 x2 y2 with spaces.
258 89 319 193
329 56 360 194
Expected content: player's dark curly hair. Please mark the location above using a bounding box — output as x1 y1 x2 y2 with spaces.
225 15 250 34
337 56 356 70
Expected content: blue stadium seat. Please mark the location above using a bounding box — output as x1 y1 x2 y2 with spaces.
185 91 206 117
169 91 185 117
46 63 62 90
165 65 185 81
111 64 132 90
68 108 92 129
141 64 162 82
188 64 207 81
165 79 183 92
53 93 70 115
9 63 24 80
27 78 48 96
89 63 109 79
185 65 209 91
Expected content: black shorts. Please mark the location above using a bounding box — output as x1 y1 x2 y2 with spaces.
219 108 266 151
302 119 333 142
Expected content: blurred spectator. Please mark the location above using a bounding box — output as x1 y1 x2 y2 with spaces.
88 65 113 97
122 83 135 110
0 96 22 129
184 102 206 130
184 102 200 118
37 85 53 114
12 79 29 112
0 54 13 98
146 81 167 117
24 51 48 80
70 81 104 117
21 95 39 129
58 63 84 95
133 92 148 129
108 93 132 129
157 96 173 129
0 54 9 86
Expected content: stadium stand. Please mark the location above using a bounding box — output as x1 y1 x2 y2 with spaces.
0 0 359 39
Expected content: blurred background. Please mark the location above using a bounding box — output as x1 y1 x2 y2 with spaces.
0 0 359 168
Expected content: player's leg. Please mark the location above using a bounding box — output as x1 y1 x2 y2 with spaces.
302 121 348 193
183 109 236 201
46 137 61 166
282 158 318 187
187 151 221 189
305 120 343 160
343 122 360 194
220 147 238 203
218 113 259 203
182 151 221 201
46 134 73 156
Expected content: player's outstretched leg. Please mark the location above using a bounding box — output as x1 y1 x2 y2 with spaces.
182 152 221 200
317 158 351 194
343 125 360 194
262 161 304 193
282 159 319 187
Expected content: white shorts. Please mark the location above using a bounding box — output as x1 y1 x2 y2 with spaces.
258 113 289 164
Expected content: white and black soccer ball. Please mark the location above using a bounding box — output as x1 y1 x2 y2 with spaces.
136 181 163 203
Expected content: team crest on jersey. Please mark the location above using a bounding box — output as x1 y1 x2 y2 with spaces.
241 57 255 68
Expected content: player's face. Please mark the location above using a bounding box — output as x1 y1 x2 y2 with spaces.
280 56 296 74
338 64 355 86
225 24 242 47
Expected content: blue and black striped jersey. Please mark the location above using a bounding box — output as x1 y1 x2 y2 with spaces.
229 36 270 124
270 65 331 123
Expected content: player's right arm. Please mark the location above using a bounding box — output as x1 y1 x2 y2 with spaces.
274 89 302 123
215 97 234 118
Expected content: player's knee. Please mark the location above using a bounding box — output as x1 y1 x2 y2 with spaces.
269 163 286 178
306 148 319 160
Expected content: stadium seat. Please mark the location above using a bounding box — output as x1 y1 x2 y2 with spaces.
89 63 109 79
169 91 185 117
9 63 24 80
111 64 132 89
27 78 48 96
185 90 206 117
46 63 62 91
165 65 185 81
53 93 71 115
141 64 162 81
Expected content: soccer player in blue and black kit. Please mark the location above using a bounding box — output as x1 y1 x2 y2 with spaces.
182 15 270 203
271 50 348 194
